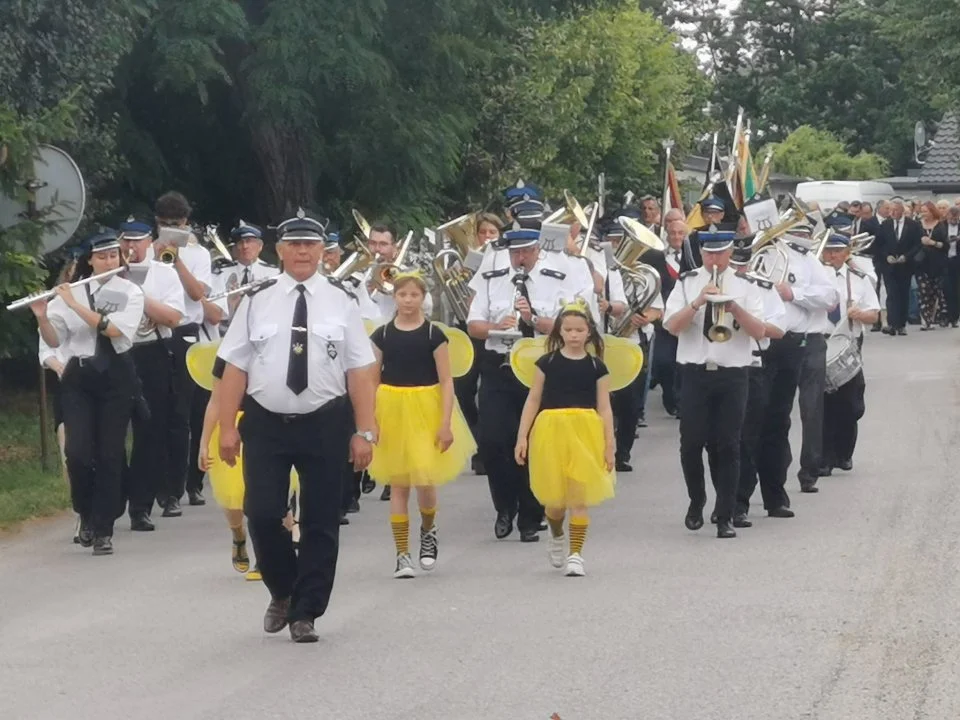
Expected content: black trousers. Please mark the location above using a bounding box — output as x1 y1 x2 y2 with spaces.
678 364 748 523
453 335 484 439
127 341 175 515
478 352 543 532
823 368 866 467
186 386 210 495
612 334 649 463
755 334 804 510
340 411 360 512
797 333 827 478
240 397 351 622
167 324 199 502
706 364 771 515
944 256 960 323
61 354 136 537
885 266 913 330
652 324 680 413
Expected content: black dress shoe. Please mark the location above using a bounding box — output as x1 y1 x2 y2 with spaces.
615 460 633 472
346 498 360 514
800 481 819 493
767 506 795 518
733 513 752 528
471 455 487 476
361 473 376 494
881 326 893 335
92 536 114 555
896 328 907 336
339 513 350 526
870 324 882 332
637 414 648 428
709 511 718 524
817 466 833 477
77 517 94 547
837 459 853 471
263 597 290 634
519 529 539 543
188 490 206 506
684 506 704 531
289 619 319 643
130 512 155 532
538 521 548 532
494 512 513 540
162 498 182 517
380 485 391 501
716 520 737 539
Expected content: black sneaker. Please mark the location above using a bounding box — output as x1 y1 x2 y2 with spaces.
130 512 155 532
162 497 182 517
346 498 360 514
380 485 391 501
419 526 438 571
188 490 206 506
361 472 376 494
93 536 114 556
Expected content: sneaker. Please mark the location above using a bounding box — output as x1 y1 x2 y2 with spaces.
394 553 416 579
246 566 263 582
547 533 566 569
188 490 206 506
92 536 114 556
380 485 391 501
564 553 585 577
419 527 438 571
77 517 94 548
232 539 250 573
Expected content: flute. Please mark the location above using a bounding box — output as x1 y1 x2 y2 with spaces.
206 276 277 303
5 267 126 312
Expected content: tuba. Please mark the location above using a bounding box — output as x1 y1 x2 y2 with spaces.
608 264 662 337
370 230 414 294
616 216 665 262
432 212 481 324
332 243 375 284
706 266 734 343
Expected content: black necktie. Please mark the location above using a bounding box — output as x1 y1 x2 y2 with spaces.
286 284 308 395
242 267 250 285
514 274 535 338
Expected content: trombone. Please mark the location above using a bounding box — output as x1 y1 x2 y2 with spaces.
432 212 481 324
331 242 375 284
369 230 414 294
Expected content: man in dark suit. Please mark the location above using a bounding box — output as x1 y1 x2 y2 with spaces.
880 198 922 335
651 218 686 417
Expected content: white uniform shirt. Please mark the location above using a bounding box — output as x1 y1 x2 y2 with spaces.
847 255 877 287
663 266 765 368
467 256 591 353
782 242 839 333
128 261 185 344
829 264 881 339
471 243 509 283
46 275 144 356
235 258 278 285
218 271 375 414
175 243 213 327
38 335 71 369
750 278 787 366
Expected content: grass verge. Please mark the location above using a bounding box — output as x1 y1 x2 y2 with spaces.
0 391 69 530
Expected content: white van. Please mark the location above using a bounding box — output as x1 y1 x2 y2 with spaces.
795 180 895 212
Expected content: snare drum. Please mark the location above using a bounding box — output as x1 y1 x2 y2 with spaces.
825 334 862 393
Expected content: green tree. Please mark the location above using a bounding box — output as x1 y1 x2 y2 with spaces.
763 126 889 180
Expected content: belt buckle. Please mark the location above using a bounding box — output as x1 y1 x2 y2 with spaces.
705 361 718 372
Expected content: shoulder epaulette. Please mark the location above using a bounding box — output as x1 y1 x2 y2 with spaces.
540 268 567 280
741 274 757 284
327 275 357 300
756 278 774 289
256 259 277 269
679 270 699 280
212 258 237 274
848 266 866 279
787 242 809 255
246 278 277 297
481 267 510 280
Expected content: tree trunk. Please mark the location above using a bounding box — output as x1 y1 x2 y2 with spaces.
248 122 314 221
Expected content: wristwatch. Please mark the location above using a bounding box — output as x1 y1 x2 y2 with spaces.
355 430 376 443
96 314 109 333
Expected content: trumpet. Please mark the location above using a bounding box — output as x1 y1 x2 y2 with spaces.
433 212 482 324
706 266 733 343
6 267 126 311
608 264 662 337
207 276 277 302
370 230 414 294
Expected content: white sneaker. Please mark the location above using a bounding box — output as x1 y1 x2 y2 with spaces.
394 553 416 579
419 526 438 571
547 533 566 568
565 553 586 577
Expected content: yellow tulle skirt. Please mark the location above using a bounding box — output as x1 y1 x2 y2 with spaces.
529 408 615 508
207 412 300 511
368 384 477 487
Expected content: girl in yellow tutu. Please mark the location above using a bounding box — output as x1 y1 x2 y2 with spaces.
514 299 615 577
197 356 299 581
367 271 476 578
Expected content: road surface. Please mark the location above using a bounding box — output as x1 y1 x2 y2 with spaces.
2 329 959 720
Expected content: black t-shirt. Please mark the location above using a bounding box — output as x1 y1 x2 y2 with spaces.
536 350 608 410
371 320 448 387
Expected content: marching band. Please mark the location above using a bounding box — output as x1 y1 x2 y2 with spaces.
17 170 881 642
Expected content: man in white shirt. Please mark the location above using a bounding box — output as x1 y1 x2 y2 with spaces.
819 234 880 474
663 230 766 539
118 219 186 531
217 209 376 643
153 191 214 515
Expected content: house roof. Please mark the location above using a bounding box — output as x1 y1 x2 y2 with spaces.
918 113 960 184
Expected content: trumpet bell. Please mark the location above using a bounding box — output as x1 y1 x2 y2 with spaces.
158 246 178 264
706 324 733 343
185 340 221 391
508 335 644 391
433 322 475 378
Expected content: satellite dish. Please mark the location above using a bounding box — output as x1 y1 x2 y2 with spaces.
0 144 86 255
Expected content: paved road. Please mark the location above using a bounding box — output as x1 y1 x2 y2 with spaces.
2 329 959 720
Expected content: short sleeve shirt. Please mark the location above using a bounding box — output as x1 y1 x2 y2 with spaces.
371 320 447 387
536 350 608 410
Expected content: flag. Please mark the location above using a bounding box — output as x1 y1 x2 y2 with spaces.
738 131 758 204
686 146 738 228
664 162 683 216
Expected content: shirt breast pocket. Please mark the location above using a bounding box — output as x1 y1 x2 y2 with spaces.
312 322 345 362
250 323 278 358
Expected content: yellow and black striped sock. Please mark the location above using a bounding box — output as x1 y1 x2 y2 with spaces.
420 506 437 531
569 516 589 555
390 514 409 555
547 515 565 538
